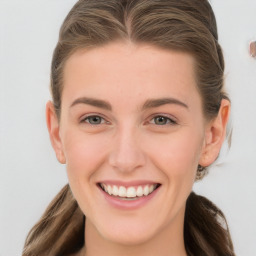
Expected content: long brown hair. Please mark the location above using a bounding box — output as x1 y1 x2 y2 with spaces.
23 0 235 255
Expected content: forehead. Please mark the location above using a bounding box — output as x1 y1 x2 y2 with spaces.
62 42 200 109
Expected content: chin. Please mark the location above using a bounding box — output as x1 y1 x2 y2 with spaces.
93 216 164 247
102 228 156 246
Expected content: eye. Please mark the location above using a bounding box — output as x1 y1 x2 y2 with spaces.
81 115 107 125
150 115 177 125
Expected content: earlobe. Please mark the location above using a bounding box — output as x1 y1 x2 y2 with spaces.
46 101 66 164
199 99 230 167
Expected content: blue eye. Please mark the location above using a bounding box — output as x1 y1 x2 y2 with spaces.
83 116 105 125
151 116 176 125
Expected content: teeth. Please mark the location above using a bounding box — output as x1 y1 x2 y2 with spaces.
127 187 136 198
149 185 154 193
103 184 107 192
107 185 112 195
143 186 149 196
112 185 119 196
118 186 126 197
136 186 143 197
100 183 158 198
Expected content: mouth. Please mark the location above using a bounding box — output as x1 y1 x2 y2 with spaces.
98 183 161 201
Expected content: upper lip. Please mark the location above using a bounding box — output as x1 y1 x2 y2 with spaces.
97 180 161 187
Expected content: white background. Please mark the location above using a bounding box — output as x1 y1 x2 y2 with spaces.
0 0 255 255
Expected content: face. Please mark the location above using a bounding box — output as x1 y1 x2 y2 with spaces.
53 42 209 245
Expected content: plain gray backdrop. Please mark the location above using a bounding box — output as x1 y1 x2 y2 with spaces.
0 0 256 255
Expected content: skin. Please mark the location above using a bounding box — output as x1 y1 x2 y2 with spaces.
46 42 230 256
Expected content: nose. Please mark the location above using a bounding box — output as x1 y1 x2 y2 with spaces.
108 126 146 173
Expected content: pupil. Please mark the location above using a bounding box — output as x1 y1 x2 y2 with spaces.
90 116 101 124
156 116 166 125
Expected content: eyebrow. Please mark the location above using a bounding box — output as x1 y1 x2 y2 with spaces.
70 97 112 111
142 98 188 110
70 97 188 111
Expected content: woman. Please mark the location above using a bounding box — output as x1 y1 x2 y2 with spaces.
23 0 235 255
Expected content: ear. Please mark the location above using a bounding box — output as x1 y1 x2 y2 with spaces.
46 101 66 164
199 99 230 167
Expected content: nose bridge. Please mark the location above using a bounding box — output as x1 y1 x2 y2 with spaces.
108 123 145 173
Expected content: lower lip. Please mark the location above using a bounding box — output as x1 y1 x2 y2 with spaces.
98 185 160 210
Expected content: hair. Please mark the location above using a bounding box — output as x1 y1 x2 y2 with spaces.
23 0 235 255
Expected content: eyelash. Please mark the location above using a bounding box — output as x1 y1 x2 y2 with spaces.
80 114 177 126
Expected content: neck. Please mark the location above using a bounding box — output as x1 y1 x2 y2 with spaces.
83 208 187 256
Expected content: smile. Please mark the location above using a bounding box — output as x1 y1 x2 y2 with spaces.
99 183 160 200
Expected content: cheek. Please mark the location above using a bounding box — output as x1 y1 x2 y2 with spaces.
144 129 204 178
62 129 110 181
61 130 111 214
